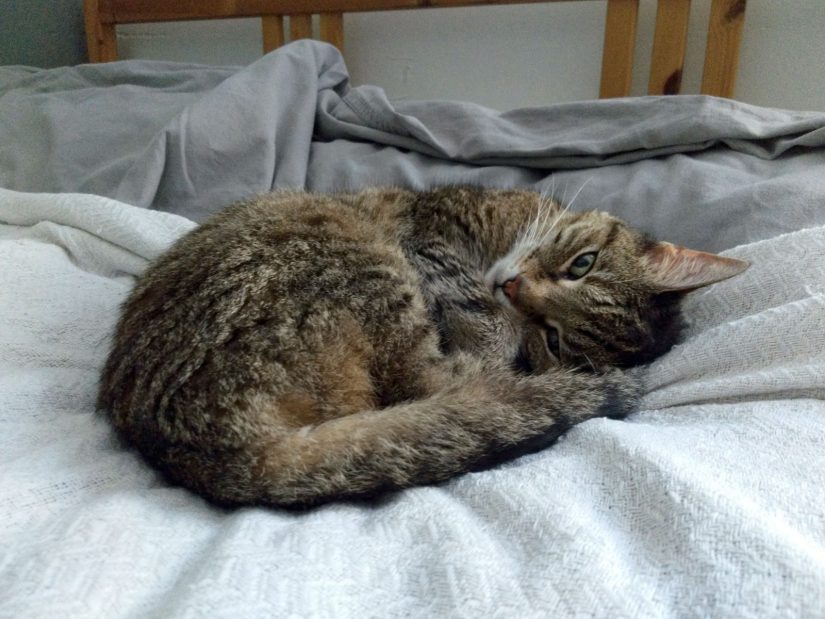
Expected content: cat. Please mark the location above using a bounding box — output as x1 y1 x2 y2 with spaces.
97 186 748 508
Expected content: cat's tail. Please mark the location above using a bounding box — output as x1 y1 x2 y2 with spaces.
164 356 640 508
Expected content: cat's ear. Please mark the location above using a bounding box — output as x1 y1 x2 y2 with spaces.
643 242 750 292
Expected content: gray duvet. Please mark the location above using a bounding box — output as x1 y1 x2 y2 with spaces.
2 40 824 251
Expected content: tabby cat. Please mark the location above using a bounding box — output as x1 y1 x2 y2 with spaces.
97 187 747 507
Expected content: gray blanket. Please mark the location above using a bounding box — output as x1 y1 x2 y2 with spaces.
2 40 824 252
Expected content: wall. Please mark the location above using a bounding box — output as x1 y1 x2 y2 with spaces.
2 1 824 112
0 0 86 67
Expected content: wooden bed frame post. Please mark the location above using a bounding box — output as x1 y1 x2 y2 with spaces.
84 0 118 63
262 16 285 54
263 13 344 54
701 0 746 98
319 13 345 52
289 14 314 41
648 0 692 95
599 0 640 98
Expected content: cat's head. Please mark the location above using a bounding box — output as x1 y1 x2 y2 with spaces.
485 203 749 371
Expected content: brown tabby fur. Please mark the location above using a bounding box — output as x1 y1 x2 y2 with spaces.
97 187 748 508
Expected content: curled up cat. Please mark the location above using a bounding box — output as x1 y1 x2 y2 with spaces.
97 187 748 508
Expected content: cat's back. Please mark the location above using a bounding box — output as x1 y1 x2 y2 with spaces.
123 190 411 329
97 190 431 445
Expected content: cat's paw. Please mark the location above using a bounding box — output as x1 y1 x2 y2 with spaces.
505 320 563 375
594 368 644 420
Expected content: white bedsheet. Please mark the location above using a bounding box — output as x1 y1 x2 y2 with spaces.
1 187 824 618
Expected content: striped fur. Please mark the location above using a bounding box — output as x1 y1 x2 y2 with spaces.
97 187 746 507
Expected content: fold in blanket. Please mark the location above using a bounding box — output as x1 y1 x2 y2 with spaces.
1 187 824 617
1 42 825 251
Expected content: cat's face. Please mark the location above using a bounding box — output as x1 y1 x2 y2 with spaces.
485 204 748 370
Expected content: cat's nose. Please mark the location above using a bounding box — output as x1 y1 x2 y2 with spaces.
503 275 522 302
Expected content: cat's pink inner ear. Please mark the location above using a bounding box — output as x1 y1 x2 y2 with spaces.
644 242 750 292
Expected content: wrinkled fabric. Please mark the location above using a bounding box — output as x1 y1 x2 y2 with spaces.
1 41 825 250
1 187 824 618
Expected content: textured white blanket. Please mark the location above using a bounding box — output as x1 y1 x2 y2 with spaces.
1 188 824 618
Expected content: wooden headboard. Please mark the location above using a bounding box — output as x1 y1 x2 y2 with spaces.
84 0 747 99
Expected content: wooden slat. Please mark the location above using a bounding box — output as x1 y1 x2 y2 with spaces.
105 0 417 22
319 13 345 50
85 0 102 61
289 14 313 40
262 14 285 53
648 0 692 95
84 0 118 62
700 0 746 97
427 0 572 5
99 0 581 23
98 24 119 61
599 0 639 98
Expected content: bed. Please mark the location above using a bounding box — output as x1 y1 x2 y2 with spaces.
2 2 825 617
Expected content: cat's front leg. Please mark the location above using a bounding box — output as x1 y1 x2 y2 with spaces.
465 362 644 470
411 247 526 362
430 294 523 361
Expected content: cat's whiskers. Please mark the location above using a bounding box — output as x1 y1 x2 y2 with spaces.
513 210 538 256
531 191 551 244
538 199 572 247
537 177 593 247
514 190 554 256
535 193 559 241
565 177 593 212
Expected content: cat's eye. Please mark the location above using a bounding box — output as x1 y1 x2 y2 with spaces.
545 326 560 359
568 252 598 279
